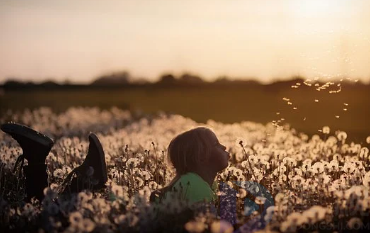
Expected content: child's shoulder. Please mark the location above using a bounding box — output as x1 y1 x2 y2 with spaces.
173 172 216 203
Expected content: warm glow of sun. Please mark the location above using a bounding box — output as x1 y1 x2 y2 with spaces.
289 0 348 18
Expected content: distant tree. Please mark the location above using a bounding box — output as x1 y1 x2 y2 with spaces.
178 73 204 84
3 79 25 87
63 79 72 85
157 73 177 84
91 71 131 86
24 81 36 87
131 78 150 85
212 76 261 86
40 80 60 87
213 76 231 84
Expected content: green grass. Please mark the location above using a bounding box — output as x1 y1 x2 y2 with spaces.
1 85 369 143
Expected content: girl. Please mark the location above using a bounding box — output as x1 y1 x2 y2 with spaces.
150 126 230 213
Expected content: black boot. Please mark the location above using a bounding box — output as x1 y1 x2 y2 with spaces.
1 123 53 201
23 164 48 202
62 133 107 194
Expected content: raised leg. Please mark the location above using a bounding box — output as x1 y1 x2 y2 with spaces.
1 123 53 201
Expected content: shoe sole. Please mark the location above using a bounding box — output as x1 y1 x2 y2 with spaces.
1 123 54 148
89 133 108 183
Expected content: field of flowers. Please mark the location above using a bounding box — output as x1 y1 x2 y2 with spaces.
1 107 370 232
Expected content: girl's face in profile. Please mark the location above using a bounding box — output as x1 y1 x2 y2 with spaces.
206 131 230 172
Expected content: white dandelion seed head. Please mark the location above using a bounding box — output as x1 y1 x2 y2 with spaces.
210 220 234 233
184 221 206 233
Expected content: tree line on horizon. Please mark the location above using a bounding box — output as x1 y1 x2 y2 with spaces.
1 70 367 89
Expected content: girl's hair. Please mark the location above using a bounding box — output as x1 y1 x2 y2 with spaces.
167 127 214 175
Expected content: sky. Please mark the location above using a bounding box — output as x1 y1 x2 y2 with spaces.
1 0 370 84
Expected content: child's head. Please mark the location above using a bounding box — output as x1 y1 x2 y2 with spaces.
167 127 229 175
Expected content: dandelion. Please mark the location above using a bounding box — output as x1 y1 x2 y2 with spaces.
80 218 95 232
135 177 144 188
359 147 369 159
322 126 330 134
69 211 83 226
22 203 35 216
311 162 324 174
126 158 140 168
53 168 64 179
184 221 206 233
275 193 285 203
363 175 370 188
148 181 158 190
287 212 307 225
337 131 347 141
280 220 297 232
342 162 356 174
114 214 126 225
138 186 151 199
302 205 326 223
77 192 91 204
347 217 363 230
111 184 124 197
210 220 234 233
141 170 152 180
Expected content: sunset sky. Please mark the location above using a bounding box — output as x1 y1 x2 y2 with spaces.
1 0 370 84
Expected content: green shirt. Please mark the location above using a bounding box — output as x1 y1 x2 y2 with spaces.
150 172 219 227
170 172 217 204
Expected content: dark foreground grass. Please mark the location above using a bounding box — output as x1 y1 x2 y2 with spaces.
0 84 369 143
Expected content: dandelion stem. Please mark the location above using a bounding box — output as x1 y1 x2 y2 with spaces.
239 141 256 181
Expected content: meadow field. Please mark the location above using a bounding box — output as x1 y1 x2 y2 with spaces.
0 107 369 232
1 81 369 143
0 81 370 232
